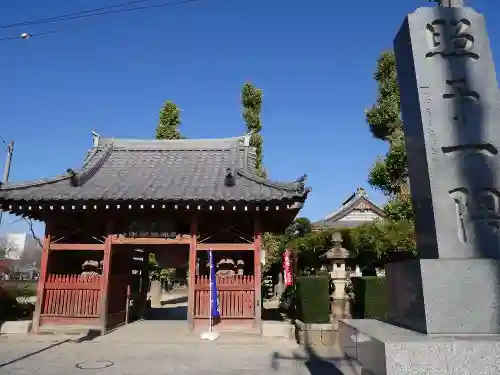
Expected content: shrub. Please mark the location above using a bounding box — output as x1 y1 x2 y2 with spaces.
0 285 36 323
295 276 330 324
0 286 20 322
350 276 388 321
278 285 296 317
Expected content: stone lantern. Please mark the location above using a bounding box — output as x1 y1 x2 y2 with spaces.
321 232 354 324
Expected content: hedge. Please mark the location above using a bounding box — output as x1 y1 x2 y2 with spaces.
350 276 388 321
295 275 330 324
0 286 35 323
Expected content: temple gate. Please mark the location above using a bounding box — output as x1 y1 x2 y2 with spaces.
0 133 309 334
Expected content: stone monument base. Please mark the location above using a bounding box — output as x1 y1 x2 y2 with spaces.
339 319 500 375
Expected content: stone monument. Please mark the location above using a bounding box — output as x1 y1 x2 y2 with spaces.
339 1 500 373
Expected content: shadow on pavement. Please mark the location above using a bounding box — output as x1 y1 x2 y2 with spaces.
269 331 362 375
0 338 69 369
73 329 101 343
160 296 188 306
144 306 187 320
262 305 284 321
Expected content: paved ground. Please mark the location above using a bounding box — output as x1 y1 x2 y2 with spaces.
0 291 362 374
0 321 362 375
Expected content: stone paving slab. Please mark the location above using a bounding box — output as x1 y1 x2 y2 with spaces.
0 338 362 375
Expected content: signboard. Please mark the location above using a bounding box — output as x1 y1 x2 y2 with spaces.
123 220 177 239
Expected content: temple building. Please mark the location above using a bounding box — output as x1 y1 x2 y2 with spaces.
313 187 385 230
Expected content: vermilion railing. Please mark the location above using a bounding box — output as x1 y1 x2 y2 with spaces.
194 275 255 318
42 274 101 317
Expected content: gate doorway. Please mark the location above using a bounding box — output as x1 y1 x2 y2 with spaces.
144 244 189 321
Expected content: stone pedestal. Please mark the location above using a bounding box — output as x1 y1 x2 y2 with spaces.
149 280 162 307
331 299 351 329
339 319 500 375
386 259 500 334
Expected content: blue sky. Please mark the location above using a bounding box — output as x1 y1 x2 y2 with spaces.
0 0 498 237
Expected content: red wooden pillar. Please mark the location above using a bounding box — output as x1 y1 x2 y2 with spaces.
253 217 262 332
187 214 198 330
141 249 150 317
99 232 113 334
32 229 51 333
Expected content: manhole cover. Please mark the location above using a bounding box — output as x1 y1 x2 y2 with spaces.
76 360 114 370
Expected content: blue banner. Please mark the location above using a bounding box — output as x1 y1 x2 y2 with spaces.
208 249 220 318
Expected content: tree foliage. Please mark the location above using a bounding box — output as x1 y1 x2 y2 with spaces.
348 220 416 263
261 217 312 275
290 220 415 275
241 82 266 177
156 101 183 140
365 51 412 220
0 239 6 259
148 253 175 284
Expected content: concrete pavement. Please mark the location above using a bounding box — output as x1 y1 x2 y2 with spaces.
0 326 362 375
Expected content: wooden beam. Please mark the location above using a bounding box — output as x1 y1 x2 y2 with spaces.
197 243 253 251
32 230 51 333
111 235 191 245
253 217 262 333
49 243 106 251
187 215 198 331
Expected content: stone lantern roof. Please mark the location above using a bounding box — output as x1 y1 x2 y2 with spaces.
322 232 354 260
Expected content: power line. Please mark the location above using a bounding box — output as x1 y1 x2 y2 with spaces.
0 0 200 30
0 0 152 30
0 30 60 42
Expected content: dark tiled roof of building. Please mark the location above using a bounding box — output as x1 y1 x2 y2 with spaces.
0 134 310 203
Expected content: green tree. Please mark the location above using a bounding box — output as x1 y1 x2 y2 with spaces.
0 240 6 259
285 217 312 239
241 82 266 177
156 101 183 140
347 220 416 272
365 51 412 221
261 218 312 275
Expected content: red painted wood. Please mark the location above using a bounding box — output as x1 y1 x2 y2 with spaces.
253 218 262 331
32 232 51 333
39 316 100 327
197 243 254 251
49 243 106 251
41 274 101 317
193 275 255 319
99 234 113 333
188 215 198 330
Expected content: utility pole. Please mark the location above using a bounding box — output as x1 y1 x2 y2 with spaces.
0 140 14 227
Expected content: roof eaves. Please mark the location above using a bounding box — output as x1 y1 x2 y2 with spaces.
0 140 107 192
69 144 114 187
236 169 310 196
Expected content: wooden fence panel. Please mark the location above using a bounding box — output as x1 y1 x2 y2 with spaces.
42 274 101 317
193 275 255 318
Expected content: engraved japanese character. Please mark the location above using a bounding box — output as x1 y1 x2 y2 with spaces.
425 18 479 59
449 188 500 243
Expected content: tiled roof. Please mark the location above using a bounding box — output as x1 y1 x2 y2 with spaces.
312 187 385 230
0 134 309 203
